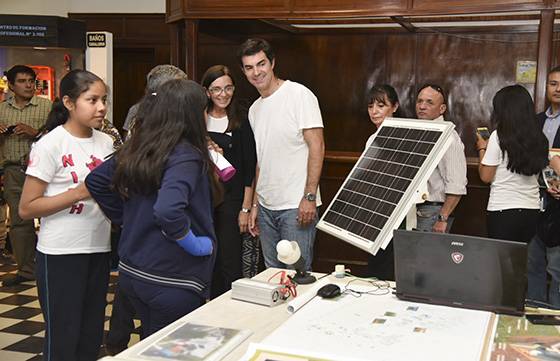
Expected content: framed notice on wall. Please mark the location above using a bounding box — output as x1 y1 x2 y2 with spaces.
516 60 537 83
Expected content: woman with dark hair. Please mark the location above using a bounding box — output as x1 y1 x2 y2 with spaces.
201 65 257 298
85 79 216 337
19 69 114 360
365 84 402 281
365 84 403 147
477 85 548 243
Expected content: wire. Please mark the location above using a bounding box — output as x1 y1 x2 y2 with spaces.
267 270 298 299
341 277 392 298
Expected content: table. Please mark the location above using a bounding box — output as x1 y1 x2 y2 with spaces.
102 269 497 361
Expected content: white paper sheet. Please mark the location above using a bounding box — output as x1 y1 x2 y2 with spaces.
262 286 492 361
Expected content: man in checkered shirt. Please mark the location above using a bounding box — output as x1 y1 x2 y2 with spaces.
0 65 51 287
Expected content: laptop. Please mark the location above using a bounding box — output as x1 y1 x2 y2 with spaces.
393 230 527 315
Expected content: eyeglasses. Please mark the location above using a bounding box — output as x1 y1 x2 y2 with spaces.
208 85 235 96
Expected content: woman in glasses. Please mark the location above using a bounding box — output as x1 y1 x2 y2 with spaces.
201 65 257 298
365 84 403 281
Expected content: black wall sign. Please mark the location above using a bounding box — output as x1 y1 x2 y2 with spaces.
0 15 85 49
87 33 106 48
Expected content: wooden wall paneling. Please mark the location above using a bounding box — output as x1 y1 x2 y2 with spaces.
412 32 538 156
185 20 199 81
292 0 407 13
412 0 546 13
113 48 155 130
170 21 185 69
535 10 555 113
183 0 290 18
169 0 560 19
385 34 417 118
274 34 390 151
167 0 185 23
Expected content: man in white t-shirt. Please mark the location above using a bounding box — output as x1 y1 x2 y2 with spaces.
415 84 467 233
239 38 325 270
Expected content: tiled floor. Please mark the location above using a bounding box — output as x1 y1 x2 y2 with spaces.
0 255 141 360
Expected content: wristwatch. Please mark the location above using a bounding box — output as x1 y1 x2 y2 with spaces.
437 214 448 222
304 193 317 202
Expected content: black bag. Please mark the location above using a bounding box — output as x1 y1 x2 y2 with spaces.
537 199 560 247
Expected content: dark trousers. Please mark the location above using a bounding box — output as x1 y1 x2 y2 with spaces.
367 242 395 281
4 166 36 278
211 200 243 298
486 208 539 243
36 251 110 361
119 274 204 337
105 283 136 348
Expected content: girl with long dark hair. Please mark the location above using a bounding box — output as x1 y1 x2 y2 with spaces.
477 85 548 243
201 65 257 297
19 69 115 361
86 79 216 337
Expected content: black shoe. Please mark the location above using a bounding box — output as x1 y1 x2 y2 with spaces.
1 274 33 287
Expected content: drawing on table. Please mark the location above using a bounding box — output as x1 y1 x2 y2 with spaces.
138 322 250 361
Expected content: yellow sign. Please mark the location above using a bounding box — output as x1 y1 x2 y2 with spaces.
516 61 536 83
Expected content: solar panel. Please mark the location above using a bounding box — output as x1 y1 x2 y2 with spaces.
317 118 455 255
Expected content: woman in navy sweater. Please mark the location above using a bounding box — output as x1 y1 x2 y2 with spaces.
86 79 216 337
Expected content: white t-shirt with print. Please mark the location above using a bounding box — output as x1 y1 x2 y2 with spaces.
481 130 540 211
249 80 324 210
26 126 114 255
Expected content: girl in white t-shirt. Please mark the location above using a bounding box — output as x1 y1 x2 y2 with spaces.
19 70 114 361
476 85 548 243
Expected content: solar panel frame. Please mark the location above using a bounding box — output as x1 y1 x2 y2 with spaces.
317 118 455 255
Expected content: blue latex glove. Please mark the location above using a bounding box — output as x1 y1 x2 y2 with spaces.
177 230 213 256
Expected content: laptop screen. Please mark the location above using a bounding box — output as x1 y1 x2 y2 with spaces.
393 230 527 315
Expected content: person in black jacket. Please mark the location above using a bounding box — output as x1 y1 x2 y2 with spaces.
527 66 560 308
86 79 216 337
201 65 257 298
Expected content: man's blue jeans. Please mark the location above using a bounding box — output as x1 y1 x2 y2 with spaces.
527 234 560 308
257 206 318 271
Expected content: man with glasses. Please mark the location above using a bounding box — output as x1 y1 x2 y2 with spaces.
415 84 467 233
527 66 560 308
0 65 51 286
238 38 325 270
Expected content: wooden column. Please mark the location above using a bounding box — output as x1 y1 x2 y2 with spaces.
535 9 554 113
169 21 185 70
184 20 199 81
